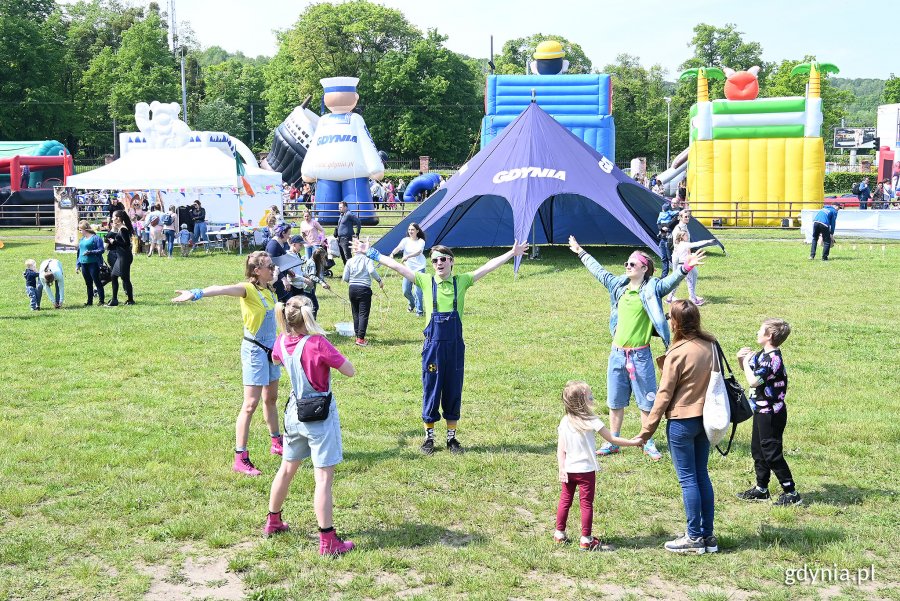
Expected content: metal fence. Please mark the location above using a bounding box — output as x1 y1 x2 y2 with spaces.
0 201 55 228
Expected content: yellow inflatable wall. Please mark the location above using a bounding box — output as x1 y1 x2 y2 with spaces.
688 138 824 226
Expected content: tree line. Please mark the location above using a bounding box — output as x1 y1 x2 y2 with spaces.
1 0 895 166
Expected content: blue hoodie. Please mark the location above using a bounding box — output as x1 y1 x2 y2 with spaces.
813 205 839 234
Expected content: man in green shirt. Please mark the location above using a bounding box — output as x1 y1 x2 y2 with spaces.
359 239 528 455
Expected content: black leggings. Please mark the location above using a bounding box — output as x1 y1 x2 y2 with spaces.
111 276 133 302
80 262 104 304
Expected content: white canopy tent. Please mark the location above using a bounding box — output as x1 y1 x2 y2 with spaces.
65 147 283 225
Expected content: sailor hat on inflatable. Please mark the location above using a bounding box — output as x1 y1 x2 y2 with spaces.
321 76 360 94
530 40 570 75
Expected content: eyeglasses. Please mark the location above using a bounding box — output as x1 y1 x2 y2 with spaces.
431 256 451 264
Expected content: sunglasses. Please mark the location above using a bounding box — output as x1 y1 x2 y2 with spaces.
624 261 641 268
431 256 451 264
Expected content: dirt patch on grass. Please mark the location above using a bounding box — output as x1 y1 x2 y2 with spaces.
138 545 245 601
522 572 758 601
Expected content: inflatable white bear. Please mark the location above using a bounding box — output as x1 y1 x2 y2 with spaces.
134 101 191 149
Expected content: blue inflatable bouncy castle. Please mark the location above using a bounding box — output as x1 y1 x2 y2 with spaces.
480 74 615 161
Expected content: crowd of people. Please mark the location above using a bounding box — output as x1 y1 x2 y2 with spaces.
163 226 804 558
25 180 816 559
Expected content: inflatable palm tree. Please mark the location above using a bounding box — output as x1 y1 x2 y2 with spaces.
790 61 840 98
680 67 726 103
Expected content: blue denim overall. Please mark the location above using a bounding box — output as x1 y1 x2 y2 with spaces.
240 286 280 386
280 335 342 467
421 276 465 423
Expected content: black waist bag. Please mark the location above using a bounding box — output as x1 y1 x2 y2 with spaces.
292 390 332 422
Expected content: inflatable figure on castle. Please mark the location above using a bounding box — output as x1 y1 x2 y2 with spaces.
301 77 383 226
134 101 191 148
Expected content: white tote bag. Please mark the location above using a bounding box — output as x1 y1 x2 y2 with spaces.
703 342 731 446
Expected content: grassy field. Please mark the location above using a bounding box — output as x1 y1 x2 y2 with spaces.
0 228 898 601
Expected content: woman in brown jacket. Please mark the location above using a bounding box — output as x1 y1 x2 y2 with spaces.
632 300 717 555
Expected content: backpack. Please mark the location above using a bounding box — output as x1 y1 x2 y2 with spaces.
852 182 860 195
162 213 174 226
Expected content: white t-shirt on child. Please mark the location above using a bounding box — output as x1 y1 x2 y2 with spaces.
558 415 604 473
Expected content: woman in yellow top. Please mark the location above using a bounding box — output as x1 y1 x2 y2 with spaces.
173 251 283 476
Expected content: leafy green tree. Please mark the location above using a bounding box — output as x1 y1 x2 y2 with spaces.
263 0 420 130
203 59 267 145
883 74 900 104
493 34 591 75
0 0 68 139
832 78 883 126
603 54 672 165
61 0 145 152
195 98 244 134
76 46 118 151
370 30 481 163
108 11 180 130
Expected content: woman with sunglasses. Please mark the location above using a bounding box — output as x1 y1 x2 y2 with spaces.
357 238 529 455
568 236 704 462
172 251 284 476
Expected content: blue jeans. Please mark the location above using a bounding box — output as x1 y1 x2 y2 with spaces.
658 237 672 278
193 221 208 244
26 285 38 309
164 229 175 256
666 417 714 539
403 268 425 314
79 261 103 304
305 245 315 260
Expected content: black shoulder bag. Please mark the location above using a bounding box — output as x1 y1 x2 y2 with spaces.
713 340 754 457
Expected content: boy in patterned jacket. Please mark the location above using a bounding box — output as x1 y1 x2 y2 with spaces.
736 318 802 506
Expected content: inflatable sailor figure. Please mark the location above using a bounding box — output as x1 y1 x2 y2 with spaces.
301 77 384 226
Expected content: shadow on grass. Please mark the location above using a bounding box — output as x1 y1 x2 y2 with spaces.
342 429 424 465
805 483 895 506
619 525 846 554
462 441 557 455
354 522 486 549
753 524 846 553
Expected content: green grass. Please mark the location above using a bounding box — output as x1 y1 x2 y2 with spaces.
0 230 898 600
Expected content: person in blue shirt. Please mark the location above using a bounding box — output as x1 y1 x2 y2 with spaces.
809 203 842 261
655 195 683 278
857 177 870 210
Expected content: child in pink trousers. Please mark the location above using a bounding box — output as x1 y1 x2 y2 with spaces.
555 381 640 550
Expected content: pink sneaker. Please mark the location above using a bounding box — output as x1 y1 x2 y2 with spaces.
263 511 290 537
319 530 355 556
691 297 706 306
232 450 261 476
270 435 283 456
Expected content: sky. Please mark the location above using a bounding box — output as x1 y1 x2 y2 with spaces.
147 0 886 80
